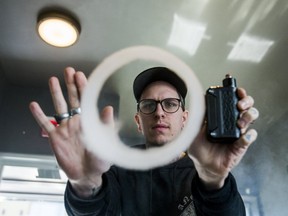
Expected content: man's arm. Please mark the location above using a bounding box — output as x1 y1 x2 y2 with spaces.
64 169 122 216
192 172 245 216
29 67 114 212
188 88 259 190
188 88 258 215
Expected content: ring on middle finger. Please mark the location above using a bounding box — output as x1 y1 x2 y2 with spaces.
70 107 81 116
54 112 70 124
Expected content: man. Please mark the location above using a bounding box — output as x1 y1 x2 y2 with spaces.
29 66 258 215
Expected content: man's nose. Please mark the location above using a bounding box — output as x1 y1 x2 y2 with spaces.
154 103 165 116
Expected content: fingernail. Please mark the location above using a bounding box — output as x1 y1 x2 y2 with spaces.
245 133 252 142
244 131 256 142
249 107 259 119
239 101 248 109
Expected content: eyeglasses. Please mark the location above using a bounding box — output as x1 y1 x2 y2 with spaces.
137 98 182 114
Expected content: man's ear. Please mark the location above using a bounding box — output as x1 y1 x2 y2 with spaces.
134 113 142 132
182 110 189 129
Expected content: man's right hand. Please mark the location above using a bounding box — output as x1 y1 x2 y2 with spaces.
29 67 113 198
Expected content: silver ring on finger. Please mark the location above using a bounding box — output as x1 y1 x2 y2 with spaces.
70 107 81 116
54 112 70 124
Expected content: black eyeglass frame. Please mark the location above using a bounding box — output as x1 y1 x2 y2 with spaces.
137 97 185 114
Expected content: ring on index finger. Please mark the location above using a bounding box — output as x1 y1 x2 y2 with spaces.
70 107 81 116
54 112 70 124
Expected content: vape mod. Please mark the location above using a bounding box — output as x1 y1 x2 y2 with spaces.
205 74 240 143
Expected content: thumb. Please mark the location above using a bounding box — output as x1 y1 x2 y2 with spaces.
100 106 114 127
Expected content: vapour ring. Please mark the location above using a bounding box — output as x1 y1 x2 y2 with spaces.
81 46 205 170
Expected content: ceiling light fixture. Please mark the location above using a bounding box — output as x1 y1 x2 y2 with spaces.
168 14 208 56
227 34 274 63
37 12 81 47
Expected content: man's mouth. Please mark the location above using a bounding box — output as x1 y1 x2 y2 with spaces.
152 123 169 130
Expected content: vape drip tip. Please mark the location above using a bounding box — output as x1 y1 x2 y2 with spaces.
225 74 232 79
223 74 237 87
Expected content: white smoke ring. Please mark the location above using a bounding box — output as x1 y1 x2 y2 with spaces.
81 46 205 170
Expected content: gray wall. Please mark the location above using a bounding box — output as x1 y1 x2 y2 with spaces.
0 77 122 155
0 63 6 112
0 83 54 155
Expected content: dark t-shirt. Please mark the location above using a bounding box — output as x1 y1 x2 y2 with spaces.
64 154 245 216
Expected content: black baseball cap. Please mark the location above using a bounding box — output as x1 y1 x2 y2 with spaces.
133 67 187 102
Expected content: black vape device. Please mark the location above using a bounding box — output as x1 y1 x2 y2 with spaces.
205 74 240 143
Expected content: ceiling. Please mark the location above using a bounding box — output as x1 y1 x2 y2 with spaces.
0 0 288 215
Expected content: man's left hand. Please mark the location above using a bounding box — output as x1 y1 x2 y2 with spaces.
188 88 259 190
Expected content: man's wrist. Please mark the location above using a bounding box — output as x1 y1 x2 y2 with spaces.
70 178 103 198
196 167 228 191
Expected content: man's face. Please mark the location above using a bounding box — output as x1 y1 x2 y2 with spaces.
134 81 188 147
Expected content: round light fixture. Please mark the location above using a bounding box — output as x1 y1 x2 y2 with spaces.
37 12 80 47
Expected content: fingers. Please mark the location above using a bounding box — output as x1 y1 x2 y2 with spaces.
100 106 114 127
49 67 87 124
227 129 257 169
49 76 68 115
64 67 80 109
237 87 247 99
29 101 55 134
238 95 254 111
237 88 254 111
31 67 86 133
236 87 259 133
233 129 258 150
64 67 88 110
238 107 259 133
74 71 87 97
